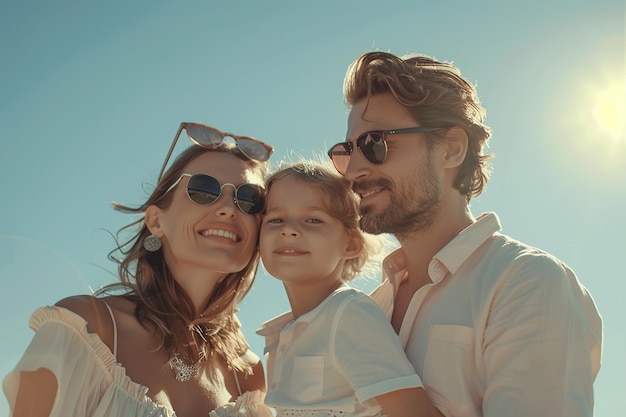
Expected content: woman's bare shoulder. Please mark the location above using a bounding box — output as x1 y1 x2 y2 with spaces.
237 350 266 393
54 294 134 352
55 295 104 323
240 349 261 364
57 293 134 315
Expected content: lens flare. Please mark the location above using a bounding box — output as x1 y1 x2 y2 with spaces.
591 79 625 142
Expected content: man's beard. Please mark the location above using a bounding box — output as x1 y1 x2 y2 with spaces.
358 163 441 237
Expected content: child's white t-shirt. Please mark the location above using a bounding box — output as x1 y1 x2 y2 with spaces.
257 285 422 417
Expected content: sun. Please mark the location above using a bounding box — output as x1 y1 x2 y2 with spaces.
591 78 625 142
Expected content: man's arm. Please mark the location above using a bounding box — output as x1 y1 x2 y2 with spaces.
482 254 602 417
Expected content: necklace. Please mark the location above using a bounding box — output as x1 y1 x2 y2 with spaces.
169 354 201 382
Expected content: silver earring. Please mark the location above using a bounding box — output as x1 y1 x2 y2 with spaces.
143 235 162 252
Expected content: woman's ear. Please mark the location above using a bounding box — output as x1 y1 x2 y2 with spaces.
145 205 165 237
442 127 469 169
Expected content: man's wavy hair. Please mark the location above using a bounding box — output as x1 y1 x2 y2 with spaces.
344 51 493 199
100 143 268 374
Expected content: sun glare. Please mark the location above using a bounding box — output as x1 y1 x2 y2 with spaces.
591 78 625 142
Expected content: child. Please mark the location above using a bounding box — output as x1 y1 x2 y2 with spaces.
257 160 442 417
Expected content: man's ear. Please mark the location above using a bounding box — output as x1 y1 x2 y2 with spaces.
144 205 165 237
442 127 468 169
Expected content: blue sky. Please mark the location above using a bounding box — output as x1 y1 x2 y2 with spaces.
0 1 623 415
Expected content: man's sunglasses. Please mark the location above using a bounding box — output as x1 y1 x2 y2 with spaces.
165 173 266 215
327 126 440 175
158 122 274 181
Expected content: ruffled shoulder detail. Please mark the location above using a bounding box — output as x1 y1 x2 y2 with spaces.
30 304 89 332
30 305 125 376
209 390 274 417
29 305 173 416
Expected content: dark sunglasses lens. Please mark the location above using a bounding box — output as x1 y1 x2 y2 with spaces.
186 174 221 205
236 138 271 162
357 132 386 164
186 125 223 147
236 184 266 215
328 143 352 175
185 173 265 215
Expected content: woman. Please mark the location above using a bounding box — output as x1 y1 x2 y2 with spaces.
3 122 275 417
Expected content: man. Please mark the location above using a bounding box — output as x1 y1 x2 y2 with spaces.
327 51 602 417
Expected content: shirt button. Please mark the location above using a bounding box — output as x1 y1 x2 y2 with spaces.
279 345 286 351
270 383 277 390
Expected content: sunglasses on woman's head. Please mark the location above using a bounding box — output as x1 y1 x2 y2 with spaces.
158 122 274 181
165 173 266 215
327 126 440 175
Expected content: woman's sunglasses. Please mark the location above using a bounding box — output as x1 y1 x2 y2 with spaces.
165 173 266 215
158 122 274 181
327 126 440 175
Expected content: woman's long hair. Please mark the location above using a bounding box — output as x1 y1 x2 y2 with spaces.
99 144 268 374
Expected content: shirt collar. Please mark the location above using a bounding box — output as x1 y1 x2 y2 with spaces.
382 212 502 285
256 285 353 355
256 284 351 336
257 311 294 338
256 311 293 356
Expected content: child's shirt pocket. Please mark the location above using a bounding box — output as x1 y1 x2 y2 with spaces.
290 355 325 403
